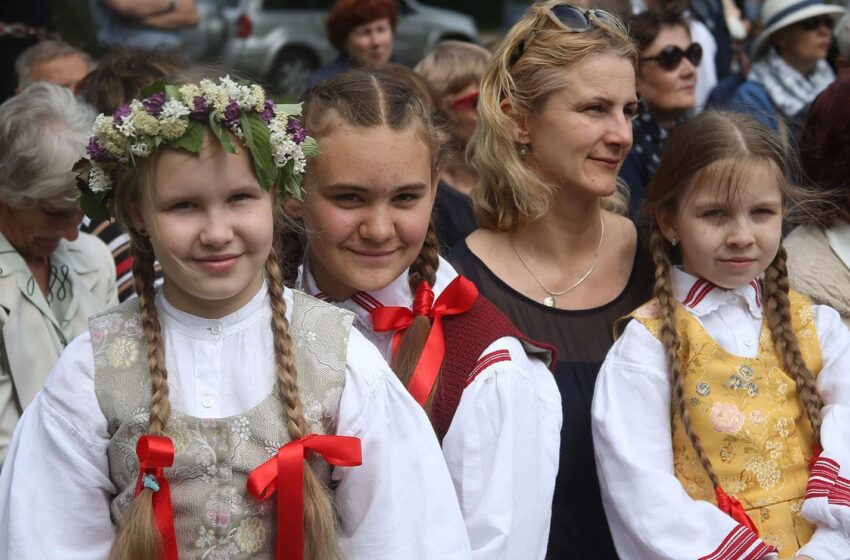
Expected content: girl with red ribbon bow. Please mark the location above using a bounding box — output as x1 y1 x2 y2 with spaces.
0 76 471 560
288 70 563 559
592 112 850 560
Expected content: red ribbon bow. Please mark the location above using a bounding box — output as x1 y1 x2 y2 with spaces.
715 486 759 535
247 434 362 560
134 435 178 560
810 443 823 469
370 275 478 406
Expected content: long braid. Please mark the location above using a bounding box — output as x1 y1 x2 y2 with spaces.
108 234 171 560
762 245 823 443
265 226 340 560
391 219 441 410
649 228 721 489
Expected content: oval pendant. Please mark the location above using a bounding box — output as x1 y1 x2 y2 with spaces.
543 296 556 307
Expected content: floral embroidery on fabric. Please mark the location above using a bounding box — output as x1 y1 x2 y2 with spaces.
235 517 267 553
724 364 759 397
106 336 141 368
696 382 711 396
743 456 782 490
710 402 745 434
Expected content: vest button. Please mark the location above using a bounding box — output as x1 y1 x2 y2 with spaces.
202 395 214 408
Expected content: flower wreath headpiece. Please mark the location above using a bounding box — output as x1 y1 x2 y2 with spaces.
74 76 318 219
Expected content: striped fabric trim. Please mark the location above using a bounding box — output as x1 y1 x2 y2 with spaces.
834 475 850 507
465 350 511 387
352 291 383 311
806 456 840 500
682 278 716 308
314 292 332 303
749 280 762 308
699 524 777 560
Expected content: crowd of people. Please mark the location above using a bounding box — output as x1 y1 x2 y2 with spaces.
0 0 849 558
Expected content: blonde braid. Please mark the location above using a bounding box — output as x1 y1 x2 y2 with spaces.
762 245 823 442
108 234 170 560
265 233 340 560
649 228 721 489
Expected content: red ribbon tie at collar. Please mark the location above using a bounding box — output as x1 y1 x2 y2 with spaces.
370 275 478 406
134 435 178 560
715 486 759 535
247 434 362 560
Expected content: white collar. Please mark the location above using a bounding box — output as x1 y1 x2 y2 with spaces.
671 267 763 319
157 280 270 340
825 220 850 273
298 256 459 331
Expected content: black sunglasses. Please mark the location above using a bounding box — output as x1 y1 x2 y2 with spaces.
798 15 834 31
509 4 626 67
640 43 703 71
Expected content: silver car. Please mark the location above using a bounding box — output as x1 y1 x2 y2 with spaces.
183 0 479 96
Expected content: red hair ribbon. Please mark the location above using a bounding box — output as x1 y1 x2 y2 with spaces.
370 275 478 406
247 434 362 560
810 443 823 469
133 435 178 560
715 486 759 535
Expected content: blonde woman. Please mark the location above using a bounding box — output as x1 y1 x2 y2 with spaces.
448 2 654 557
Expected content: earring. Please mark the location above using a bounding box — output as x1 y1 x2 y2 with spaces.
671 237 678 247
519 144 530 157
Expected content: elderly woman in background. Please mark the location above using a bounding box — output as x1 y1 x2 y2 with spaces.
309 0 397 86
785 76 850 329
415 40 490 250
0 83 117 464
620 7 701 216
730 0 844 136
448 2 653 557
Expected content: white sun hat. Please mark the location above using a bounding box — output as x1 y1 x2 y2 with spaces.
752 0 846 57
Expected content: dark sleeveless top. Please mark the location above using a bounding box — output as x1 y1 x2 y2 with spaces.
448 235 654 560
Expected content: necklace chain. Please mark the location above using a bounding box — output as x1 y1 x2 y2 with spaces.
509 217 605 306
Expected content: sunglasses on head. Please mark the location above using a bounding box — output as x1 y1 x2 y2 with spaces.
450 91 479 111
509 4 626 67
640 43 703 71
798 15 834 31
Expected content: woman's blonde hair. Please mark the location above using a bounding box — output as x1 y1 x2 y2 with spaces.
414 40 491 102
642 110 823 491
300 70 450 410
106 133 340 560
470 0 638 231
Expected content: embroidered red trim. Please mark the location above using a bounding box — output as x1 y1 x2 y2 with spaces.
805 455 850 506
465 350 511 387
698 524 777 560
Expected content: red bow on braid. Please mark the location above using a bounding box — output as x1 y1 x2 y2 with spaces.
370 276 478 406
715 486 759 535
247 434 362 560
134 435 178 560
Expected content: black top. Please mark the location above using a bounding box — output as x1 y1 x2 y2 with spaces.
447 234 654 560
433 180 476 254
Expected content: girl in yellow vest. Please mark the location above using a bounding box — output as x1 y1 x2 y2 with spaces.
0 76 472 559
592 110 850 559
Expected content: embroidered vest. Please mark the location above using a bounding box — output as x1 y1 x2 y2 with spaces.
631 291 823 555
90 291 352 559
434 295 555 442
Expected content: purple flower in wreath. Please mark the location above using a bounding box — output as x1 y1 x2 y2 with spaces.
112 104 131 125
190 95 209 120
143 92 165 116
286 118 307 144
86 138 110 164
222 98 241 130
261 99 275 123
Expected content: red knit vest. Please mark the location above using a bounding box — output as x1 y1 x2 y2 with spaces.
430 295 556 443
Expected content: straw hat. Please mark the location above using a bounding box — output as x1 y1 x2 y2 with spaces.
753 0 845 57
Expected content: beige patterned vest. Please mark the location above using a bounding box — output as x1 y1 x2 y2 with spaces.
90 291 353 559
630 291 822 556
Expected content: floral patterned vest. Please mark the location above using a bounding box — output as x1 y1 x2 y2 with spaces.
631 291 823 555
89 291 353 559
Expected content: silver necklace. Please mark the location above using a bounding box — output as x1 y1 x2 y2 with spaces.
509 217 605 307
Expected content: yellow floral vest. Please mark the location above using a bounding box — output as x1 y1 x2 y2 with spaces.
631 291 822 555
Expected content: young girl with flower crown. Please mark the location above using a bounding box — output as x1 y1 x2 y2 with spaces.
591 111 850 560
0 76 473 560
288 69 563 559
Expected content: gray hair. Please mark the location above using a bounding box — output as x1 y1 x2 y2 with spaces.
15 39 94 90
0 82 96 210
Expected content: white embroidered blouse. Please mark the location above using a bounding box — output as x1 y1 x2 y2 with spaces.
299 256 563 560
592 267 850 559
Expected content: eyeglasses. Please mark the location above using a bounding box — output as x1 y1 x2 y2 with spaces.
798 15 834 31
509 4 626 67
450 91 479 111
640 43 703 71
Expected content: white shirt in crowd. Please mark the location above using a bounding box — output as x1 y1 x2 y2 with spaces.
0 283 472 559
592 267 850 559
299 256 563 560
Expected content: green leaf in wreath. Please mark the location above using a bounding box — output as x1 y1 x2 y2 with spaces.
301 136 320 157
169 120 204 154
240 112 276 190
139 80 166 99
209 113 236 154
275 103 303 119
79 187 110 220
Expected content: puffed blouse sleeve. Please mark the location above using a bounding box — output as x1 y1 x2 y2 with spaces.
797 305 850 558
333 327 472 559
591 319 778 560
